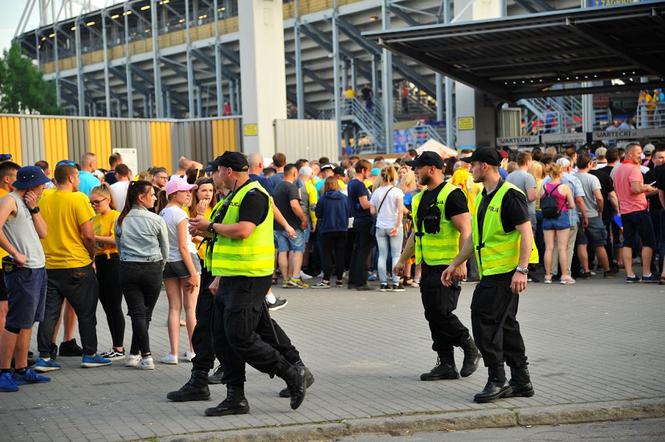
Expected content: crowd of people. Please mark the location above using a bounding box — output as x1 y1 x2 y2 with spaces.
0 141 662 405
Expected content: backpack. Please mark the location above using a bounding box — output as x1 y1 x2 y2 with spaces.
541 183 561 219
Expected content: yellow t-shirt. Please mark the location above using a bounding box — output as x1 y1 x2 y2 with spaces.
451 168 482 212
188 205 212 260
305 180 319 227
93 210 120 256
0 188 8 259
39 190 96 269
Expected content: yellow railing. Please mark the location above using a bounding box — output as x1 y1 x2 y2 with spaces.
39 0 360 74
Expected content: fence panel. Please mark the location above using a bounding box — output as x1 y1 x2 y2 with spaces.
0 117 22 165
19 117 45 166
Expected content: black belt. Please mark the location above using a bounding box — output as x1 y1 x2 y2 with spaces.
95 252 119 260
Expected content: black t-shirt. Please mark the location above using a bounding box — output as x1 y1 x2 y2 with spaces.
476 181 530 237
416 182 469 223
646 165 664 211
272 180 301 230
348 178 372 221
589 168 615 220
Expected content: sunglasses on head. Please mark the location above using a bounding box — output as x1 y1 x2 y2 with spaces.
57 160 76 167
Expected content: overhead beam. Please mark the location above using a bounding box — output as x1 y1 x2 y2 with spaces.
191 48 239 81
389 5 423 27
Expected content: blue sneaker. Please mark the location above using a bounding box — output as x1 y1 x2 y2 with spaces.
641 274 658 283
13 368 50 385
625 275 641 283
33 358 61 373
81 354 112 368
0 372 19 392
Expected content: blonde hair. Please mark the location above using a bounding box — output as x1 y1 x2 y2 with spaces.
90 184 115 210
380 165 397 185
545 162 562 179
529 161 544 180
400 170 417 191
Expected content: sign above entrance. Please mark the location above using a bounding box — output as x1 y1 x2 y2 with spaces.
541 132 587 144
592 128 665 141
496 135 540 146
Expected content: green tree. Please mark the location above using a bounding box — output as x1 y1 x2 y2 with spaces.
0 43 61 115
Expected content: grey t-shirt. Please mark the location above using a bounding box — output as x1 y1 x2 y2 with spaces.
574 171 602 218
506 170 536 215
3 193 46 269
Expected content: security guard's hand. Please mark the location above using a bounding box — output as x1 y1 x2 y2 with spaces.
511 272 527 294
208 276 221 295
393 259 405 276
189 215 210 232
441 264 466 286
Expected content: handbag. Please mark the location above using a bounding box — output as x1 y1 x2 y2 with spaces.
370 186 394 236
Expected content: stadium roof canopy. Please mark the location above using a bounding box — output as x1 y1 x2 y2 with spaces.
364 1 665 102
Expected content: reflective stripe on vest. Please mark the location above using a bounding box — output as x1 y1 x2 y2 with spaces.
411 182 461 266
472 181 538 278
210 181 275 277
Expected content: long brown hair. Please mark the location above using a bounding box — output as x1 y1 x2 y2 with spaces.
117 180 153 226
323 176 339 193
188 177 216 216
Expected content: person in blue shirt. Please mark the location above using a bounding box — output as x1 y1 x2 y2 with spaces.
78 152 101 197
347 159 373 290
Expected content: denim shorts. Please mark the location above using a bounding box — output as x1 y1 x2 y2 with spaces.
542 211 571 231
163 253 202 279
583 216 608 247
275 229 305 253
5 267 47 329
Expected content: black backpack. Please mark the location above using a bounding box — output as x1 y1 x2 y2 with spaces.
541 183 561 219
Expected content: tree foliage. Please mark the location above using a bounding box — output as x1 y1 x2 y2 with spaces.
0 43 61 115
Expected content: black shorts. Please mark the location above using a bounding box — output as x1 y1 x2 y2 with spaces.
163 253 202 279
0 268 7 301
621 210 656 249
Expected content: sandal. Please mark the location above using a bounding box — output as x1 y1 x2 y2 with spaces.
544 275 552 284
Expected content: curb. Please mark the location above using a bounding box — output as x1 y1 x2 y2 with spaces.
160 398 665 441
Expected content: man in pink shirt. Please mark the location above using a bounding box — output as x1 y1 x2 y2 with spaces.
613 143 658 283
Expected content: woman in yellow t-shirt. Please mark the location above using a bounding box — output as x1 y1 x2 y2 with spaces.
90 184 125 360
187 178 216 263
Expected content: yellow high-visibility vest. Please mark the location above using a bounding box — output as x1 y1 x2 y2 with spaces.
411 182 462 266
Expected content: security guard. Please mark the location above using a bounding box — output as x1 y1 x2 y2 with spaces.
189 152 308 416
442 147 536 403
394 152 481 381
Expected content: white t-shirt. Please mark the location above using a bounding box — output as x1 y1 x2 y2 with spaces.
159 205 197 262
110 180 130 212
370 185 404 229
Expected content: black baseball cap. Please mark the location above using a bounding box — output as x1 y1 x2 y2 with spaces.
205 151 249 172
333 166 345 176
461 147 502 166
405 151 444 169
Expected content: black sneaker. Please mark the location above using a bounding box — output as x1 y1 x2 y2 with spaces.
579 272 592 279
59 339 83 357
379 283 390 292
392 283 405 292
641 274 659 283
604 270 617 278
268 297 288 311
311 281 330 289
625 275 640 283
49 343 58 360
527 275 540 283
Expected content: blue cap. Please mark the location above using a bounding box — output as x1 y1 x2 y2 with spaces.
13 166 51 190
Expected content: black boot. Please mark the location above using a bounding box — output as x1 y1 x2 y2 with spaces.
280 363 307 410
204 385 250 416
505 366 534 398
208 364 224 385
167 369 211 402
420 352 459 381
473 366 512 403
279 363 315 398
59 339 83 357
459 337 481 378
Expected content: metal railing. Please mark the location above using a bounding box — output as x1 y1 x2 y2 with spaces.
636 103 665 128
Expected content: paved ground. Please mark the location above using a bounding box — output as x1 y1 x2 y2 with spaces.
339 417 665 441
1 275 664 441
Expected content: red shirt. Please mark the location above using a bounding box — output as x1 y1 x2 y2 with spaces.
613 161 647 215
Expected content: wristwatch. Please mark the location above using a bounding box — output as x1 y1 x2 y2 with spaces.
28 206 40 214
515 266 529 275
207 222 216 233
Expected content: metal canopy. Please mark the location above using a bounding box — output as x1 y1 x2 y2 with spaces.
364 1 665 102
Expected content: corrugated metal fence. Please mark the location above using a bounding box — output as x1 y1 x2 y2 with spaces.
0 115 241 173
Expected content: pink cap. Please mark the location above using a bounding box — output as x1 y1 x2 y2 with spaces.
165 176 197 196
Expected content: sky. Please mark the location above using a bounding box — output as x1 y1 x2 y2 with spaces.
0 0 120 53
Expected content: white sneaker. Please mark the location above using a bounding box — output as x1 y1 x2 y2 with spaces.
184 351 196 362
300 270 313 280
138 356 155 370
160 354 178 365
125 354 141 367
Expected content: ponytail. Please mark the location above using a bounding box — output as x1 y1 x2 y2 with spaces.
117 180 152 226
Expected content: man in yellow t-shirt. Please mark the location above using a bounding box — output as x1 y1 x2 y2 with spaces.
0 161 20 336
34 163 112 372
451 161 482 212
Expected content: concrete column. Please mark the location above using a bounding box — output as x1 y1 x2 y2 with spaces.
151 0 164 118
238 0 287 156
453 0 503 148
102 9 111 117
436 73 444 121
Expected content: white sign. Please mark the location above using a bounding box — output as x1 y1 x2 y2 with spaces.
112 148 138 178
496 136 540 146
541 132 587 144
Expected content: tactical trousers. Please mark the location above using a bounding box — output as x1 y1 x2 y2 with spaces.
190 267 224 372
420 264 470 354
214 275 299 386
470 274 528 381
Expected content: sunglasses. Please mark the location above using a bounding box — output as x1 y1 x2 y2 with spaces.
57 160 76 167
90 198 107 205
